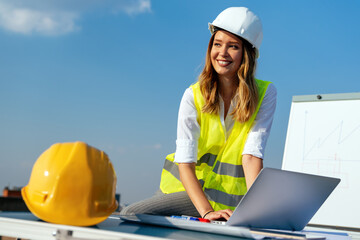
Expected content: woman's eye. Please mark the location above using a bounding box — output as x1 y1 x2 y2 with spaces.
214 43 221 47
230 45 239 49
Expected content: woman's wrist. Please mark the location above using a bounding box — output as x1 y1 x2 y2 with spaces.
202 210 214 219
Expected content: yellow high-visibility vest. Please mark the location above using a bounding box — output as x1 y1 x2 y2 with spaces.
160 79 270 211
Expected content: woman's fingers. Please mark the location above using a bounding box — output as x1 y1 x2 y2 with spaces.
204 209 233 220
222 209 233 218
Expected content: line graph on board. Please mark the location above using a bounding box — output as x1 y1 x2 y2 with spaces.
282 97 360 228
300 109 360 189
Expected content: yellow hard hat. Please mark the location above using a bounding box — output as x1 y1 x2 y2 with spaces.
21 142 118 226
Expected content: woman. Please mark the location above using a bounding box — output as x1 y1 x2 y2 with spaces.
120 7 277 221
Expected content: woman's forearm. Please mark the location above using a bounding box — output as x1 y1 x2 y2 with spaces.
178 163 213 217
242 154 263 190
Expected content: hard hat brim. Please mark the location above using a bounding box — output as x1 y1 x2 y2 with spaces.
21 186 118 226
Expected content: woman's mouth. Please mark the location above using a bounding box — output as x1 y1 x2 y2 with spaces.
217 60 231 67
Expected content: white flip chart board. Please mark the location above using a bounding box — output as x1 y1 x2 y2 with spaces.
282 92 360 230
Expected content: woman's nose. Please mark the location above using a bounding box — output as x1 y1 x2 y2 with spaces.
219 46 229 56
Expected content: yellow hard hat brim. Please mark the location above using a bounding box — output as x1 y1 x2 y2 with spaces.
22 186 118 226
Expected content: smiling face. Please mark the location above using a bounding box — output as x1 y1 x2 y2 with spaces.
210 30 243 81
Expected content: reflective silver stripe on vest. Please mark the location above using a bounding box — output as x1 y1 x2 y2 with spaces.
163 158 208 187
204 188 243 207
163 159 180 180
198 179 204 187
212 161 245 178
163 153 217 180
197 153 217 167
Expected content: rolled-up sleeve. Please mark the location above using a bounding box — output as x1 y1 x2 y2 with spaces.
242 84 277 159
174 88 200 163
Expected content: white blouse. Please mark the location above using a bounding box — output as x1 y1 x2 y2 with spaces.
174 83 277 163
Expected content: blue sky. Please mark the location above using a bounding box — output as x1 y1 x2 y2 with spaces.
0 0 359 205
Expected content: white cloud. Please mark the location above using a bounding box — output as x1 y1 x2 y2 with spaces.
0 1 79 35
144 143 162 150
0 0 151 36
152 144 162 150
114 0 151 15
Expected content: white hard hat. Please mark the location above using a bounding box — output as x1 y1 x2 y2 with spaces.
209 7 263 57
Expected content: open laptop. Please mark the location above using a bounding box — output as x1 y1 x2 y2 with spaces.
225 168 340 230
120 168 340 234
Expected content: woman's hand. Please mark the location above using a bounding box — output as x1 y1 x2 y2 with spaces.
203 209 233 221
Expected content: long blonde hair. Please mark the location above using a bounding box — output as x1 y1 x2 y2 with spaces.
199 32 258 123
